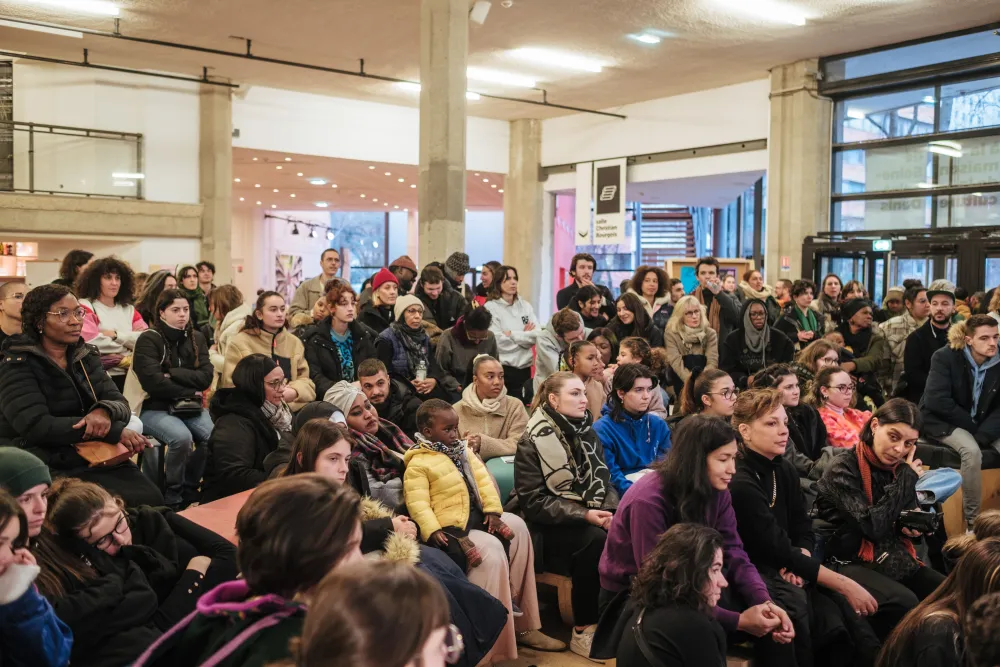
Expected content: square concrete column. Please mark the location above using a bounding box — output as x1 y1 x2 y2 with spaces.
199 85 233 284
764 59 832 282
503 118 544 304
418 0 468 264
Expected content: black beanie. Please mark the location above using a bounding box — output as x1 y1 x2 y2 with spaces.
840 298 872 322
0 447 51 497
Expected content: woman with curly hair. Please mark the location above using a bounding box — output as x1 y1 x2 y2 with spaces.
0 284 161 507
616 523 728 667
625 265 673 331
77 256 148 391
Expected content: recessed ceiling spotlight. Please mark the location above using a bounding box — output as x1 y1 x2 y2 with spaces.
331 184 338 188
398 178 405 183
309 179 327 185
467 67 536 88
475 173 480 176
509 47 604 72
255 184 261 188
239 197 245 201
316 202 329 208
710 0 808 26
369 165 376 170
271 204 277 208
404 208 409 212
256 200 262 205
410 184 417 189
361 194 366 198
373 198 379 202
629 33 661 44
394 205 399 209
385 172 391 176
383 203 388 207
498 189 504 193
491 184 497 188
290 193 296 198
234 178 241 183
273 188 279 193
252 157 258 161
276 166 282 170
483 178 489 183
297 172 304 176
284 157 292 161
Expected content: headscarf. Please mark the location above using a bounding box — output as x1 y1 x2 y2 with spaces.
742 298 770 363
855 440 918 564
324 380 363 414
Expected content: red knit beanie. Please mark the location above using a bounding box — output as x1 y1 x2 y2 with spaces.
372 267 399 291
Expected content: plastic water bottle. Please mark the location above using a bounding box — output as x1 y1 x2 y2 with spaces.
414 359 428 382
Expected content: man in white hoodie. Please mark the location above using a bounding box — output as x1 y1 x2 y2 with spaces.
534 308 587 392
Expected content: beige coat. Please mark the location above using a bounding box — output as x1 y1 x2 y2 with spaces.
453 392 529 461
220 327 316 411
664 328 719 383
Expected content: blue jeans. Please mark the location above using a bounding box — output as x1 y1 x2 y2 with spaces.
141 408 214 506
915 467 963 506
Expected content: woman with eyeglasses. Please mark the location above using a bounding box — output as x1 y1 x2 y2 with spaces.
0 284 161 507
282 561 461 667
671 368 738 430
220 291 316 413
45 477 237 631
806 367 871 450
301 279 377 399
76 256 149 392
815 399 946 641
201 354 290 503
720 299 795 390
376 294 456 403
664 295 719 395
596 415 797 666
791 339 842 395
134 475 365 667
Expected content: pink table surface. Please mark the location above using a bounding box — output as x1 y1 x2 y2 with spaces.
178 490 253 545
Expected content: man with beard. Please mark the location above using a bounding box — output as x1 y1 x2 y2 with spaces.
0 281 26 349
556 252 616 322
899 285 956 403
356 358 422 436
879 284 930 394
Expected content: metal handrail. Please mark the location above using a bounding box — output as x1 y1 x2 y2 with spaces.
0 119 144 199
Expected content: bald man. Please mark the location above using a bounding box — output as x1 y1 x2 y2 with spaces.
0 281 26 349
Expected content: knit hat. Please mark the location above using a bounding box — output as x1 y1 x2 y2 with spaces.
0 447 51 497
323 380 363 415
372 267 399 291
394 294 424 322
389 255 418 274
444 252 471 280
926 279 956 303
840 298 872 322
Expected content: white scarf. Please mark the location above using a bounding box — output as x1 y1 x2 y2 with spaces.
739 281 774 302
460 383 506 416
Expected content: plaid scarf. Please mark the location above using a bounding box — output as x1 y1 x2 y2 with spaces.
856 441 918 563
349 419 414 482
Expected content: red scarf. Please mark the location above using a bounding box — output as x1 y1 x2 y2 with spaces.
855 442 918 563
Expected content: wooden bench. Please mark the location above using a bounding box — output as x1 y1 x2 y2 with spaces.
943 468 1000 537
535 572 575 627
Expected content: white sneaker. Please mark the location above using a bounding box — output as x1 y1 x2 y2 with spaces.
569 625 604 663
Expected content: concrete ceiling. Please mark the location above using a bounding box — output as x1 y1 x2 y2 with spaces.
233 147 505 212
627 170 766 208
0 0 998 120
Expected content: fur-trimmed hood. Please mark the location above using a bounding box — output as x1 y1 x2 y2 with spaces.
949 319 971 350
360 497 421 564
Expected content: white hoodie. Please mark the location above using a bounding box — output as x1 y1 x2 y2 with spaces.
484 297 539 370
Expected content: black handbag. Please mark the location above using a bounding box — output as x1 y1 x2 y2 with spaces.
168 397 203 418
633 608 668 667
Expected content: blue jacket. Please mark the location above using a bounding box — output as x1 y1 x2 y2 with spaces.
593 404 672 494
0 582 73 667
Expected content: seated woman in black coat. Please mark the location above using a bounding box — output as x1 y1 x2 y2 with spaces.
45 477 238 631
0 284 160 507
300 278 377 398
609 292 664 348
617 523 728 667
815 398 945 641
201 354 290 503
720 298 794 389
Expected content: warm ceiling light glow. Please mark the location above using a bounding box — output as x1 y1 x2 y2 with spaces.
255 184 261 188
273 188 279 193
234 178 241 183
410 184 416 189
491 184 497 188
309 179 327 185
846 108 866 120
112 172 144 179
475 173 480 176
398 178 405 182
315 202 329 208
0 19 84 37
483 178 489 183
711 0 809 26
239 197 245 201
18 0 120 16
498 189 504 193
404 208 409 212
509 47 604 73
373 198 379 202
629 33 661 44
252 157 258 161
360 194 366 198
331 184 338 188
369 165 376 169
284 157 292 161
395 81 481 100
467 67 537 88
256 200 262 205
276 166 282 170
297 172 304 176
384 172 391 176
384 203 388 207
394 205 399 209
290 193 296 198
271 204 277 208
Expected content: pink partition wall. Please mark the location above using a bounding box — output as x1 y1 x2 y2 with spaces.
553 193 577 302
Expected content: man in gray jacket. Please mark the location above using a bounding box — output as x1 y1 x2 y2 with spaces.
534 308 587 392
289 248 341 317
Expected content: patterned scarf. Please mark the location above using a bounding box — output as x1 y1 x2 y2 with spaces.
330 327 355 381
525 405 610 509
260 400 293 434
413 433 480 509
389 320 429 377
694 286 722 333
350 419 414 482
855 441 918 563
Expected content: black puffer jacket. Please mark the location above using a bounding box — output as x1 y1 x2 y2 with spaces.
0 337 131 472
416 282 470 331
132 324 213 412
358 302 394 335
719 327 794 389
376 377 423 436
300 318 377 398
201 389 279 503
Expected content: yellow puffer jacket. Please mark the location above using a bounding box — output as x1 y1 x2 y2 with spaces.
403 441 503 541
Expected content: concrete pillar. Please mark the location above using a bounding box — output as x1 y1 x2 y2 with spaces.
764 58 832 282
503 119 544 306
199 85 233 285
417 0 468 265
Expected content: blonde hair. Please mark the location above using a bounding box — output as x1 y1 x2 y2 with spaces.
731 388 785 433
530 371 580 413
666 295 708 335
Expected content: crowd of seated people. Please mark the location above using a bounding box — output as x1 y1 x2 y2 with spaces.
6 250 1000 667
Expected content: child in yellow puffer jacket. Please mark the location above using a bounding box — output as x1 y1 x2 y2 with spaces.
403 399 514 572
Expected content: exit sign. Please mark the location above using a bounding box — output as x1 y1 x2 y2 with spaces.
872 239 893 252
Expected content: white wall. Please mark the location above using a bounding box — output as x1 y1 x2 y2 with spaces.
465 211 504 268
233 86 510 174
541 79 770 167
12 62 201 204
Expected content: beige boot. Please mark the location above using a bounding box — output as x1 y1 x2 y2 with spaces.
516 629 567 652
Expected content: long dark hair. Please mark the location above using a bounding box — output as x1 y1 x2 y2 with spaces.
486 265 518 302
243 290 288 332
0 488 27 551
58 250 93 284
859 398 922 450
588 327 619 364
135 270 177 323
20 284 74 345
608 363 658 422
656 415 738 523
615 292 651 334
680 368 730 416
750 363 797 389
74 256 135 306
232 353 278 406
630 523 723 615
284 420 354 476
877 538 1000 667
154 288 199 366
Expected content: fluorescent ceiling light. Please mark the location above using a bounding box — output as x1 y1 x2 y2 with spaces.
928 140 963 158
711 0 808 26
17 0 119 16
509 48 604 73
629 33 661 44
0 19 82 37
315 202 329 208
467 67 536 88
396 81 482 100
846 108 866 120
309 179 327 185
112 172 144 179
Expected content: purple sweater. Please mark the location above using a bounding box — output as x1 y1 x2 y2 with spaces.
598 470 770 633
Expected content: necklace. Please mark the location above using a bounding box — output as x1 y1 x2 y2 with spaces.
751 467 777 508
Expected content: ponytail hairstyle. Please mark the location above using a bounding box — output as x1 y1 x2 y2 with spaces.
566 340 598 376
750 363 797 389
608 363 658 422
530 371 577 414
858 397 922 451
805 366 854 408
680 367 730 416
655 415 739 523
243 290 289 332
